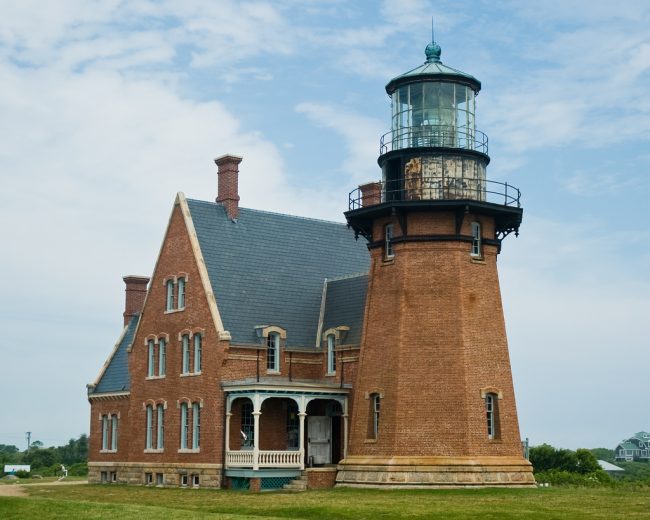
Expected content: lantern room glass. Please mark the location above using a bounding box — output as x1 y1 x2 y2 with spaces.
391 82 475 150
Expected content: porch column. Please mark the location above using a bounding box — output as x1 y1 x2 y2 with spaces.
342 398 349 459
342 414 349 459
224 412 232 468
298 412 307 470
298 396 307 470
252 394 262 471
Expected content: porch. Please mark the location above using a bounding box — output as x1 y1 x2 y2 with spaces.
223 380 349 474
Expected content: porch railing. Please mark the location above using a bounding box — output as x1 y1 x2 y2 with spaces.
226 449 303 469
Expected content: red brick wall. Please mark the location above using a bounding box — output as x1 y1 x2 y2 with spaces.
118 203 225 465
89 398 131 461
347 210 524 459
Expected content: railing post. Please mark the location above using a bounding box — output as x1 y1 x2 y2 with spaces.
504 182 508 205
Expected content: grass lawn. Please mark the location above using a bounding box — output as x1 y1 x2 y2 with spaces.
2 484 650 519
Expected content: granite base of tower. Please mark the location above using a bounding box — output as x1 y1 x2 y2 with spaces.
336 456 535 488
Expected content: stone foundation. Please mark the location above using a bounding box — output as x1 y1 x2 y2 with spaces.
88 462 222 488
336 456 535 488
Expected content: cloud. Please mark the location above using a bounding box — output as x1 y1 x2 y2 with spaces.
295 101 383 184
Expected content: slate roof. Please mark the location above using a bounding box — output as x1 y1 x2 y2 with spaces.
187 200 370 348
322 274 368 346
92 316 138 394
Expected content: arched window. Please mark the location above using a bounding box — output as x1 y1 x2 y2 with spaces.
166 279 174 311
267 332 280 372
485 393 499 439
193 334 202 373
147 339 155 377
180 402 189 449
177 277 186 309
241 402 254 449
158 338 166 376
327 334 336 374
101 415 109 451
368 393 381 439
156 405 164 450
192 402 201 450
181 335 190 374
471 221 482 257
385 223 395 259
111 415 118 451
145 405 153 449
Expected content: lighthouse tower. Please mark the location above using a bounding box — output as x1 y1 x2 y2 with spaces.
337 40 535 487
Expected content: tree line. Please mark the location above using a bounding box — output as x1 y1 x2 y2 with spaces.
0 434 88 477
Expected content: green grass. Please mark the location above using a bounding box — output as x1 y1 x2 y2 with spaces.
0 476 87 485
2 484 650 519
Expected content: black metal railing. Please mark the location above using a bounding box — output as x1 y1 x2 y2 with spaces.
380 125 488 155
349 176 520 211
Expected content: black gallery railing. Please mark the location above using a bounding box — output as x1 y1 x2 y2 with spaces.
349 177 521 211
380 125 488 155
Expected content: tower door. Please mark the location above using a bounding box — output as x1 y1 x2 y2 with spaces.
308 416 331 464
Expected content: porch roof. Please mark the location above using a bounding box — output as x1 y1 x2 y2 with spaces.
222 377 350 396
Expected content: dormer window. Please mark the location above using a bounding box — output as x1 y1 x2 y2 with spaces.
327 334 336 375
256 325 286 374
267 332 280 373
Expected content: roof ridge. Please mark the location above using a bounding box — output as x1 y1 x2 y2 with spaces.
186 198 348 226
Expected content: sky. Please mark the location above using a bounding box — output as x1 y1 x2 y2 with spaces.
1 0 649 451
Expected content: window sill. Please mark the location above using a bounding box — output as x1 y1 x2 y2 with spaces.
470 256 485 264
144 448 164 454
364 439 378 444
180 372 201 378
178 448 200 454
266 370 280 375
164 307 185 315
382 257 395 266
145 375 166 381
325 372 336 377
99 449 117 454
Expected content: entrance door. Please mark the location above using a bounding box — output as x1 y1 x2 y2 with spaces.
308 416 331 464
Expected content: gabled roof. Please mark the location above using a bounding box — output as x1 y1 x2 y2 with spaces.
322 274 368 346
91 316 138 394
187 200 370 348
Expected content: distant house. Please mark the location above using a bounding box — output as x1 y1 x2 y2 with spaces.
3 465 30 474
615 432 650 461
597 460 624 476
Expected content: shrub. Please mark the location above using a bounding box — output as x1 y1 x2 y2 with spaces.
535 469 612 487
14 470 30 479
68 462 88 476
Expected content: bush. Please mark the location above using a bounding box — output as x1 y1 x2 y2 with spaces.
14 470 30 479
535 469 612 487
68 462 88 476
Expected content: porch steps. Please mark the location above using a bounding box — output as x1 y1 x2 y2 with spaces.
282 472 308 492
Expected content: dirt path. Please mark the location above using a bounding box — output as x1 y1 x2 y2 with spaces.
0 479 88 498
0 485 27 497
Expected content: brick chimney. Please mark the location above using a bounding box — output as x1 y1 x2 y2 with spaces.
123 275 149 326
215 154 243 220
359 181 381 207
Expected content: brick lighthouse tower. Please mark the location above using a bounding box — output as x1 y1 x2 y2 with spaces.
337 39 535 487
